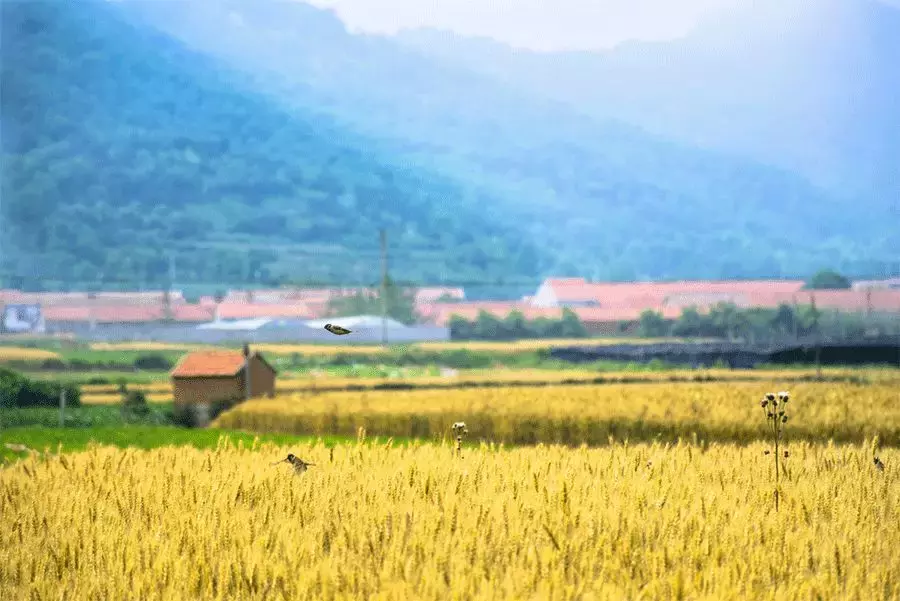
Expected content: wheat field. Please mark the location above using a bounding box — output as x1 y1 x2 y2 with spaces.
212 381 900 446
76 366 899 401
0 346 62 362
88 341 208 352
1 438 897 601
84 338 718 355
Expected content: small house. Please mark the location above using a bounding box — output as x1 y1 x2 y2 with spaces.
170 345 277 406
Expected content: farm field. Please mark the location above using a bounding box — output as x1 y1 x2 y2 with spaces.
82 337 720 353
212 381 900 446
0 427 370 465
1 439 897 600
0 337 724 362
75 366 898 404
0 346 63 361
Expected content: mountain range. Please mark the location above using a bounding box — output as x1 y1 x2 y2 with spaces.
1 0 896 292
1 0 543 291
394 0 900 203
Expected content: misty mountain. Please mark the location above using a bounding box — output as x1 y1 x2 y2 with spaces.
116 0 897 280
0 0 544 289
394 0 900 204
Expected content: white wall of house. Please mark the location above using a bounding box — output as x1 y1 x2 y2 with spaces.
530 282 560 308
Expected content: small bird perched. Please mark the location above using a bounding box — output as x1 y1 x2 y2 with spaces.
272 453 315 475
4 443 36 454
874 457 885 471
324 323 352 336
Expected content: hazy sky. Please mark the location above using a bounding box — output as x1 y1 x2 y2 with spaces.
304 0 900 51
304 0 744 51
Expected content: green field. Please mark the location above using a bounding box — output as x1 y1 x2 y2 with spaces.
0 426 408 466
0 404 175 428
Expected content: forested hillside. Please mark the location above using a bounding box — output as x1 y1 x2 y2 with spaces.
0 0 544 290
122 0 897 281
2 0 895 291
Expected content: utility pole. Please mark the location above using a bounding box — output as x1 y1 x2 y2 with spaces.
380 229 388 347
811 293 821 380
164 252 176 321
59 389 67 428
792 296 799 341
243 343 252 401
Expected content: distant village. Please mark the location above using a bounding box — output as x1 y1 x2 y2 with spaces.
1 277 899 344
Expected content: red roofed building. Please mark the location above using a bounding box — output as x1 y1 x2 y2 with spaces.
0 290 186 306
41 303 215 327
214 302 314 320
171 346 276 406
416 302 543 326
530 277 807 309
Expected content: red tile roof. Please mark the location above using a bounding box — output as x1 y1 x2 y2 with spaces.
785 290 900 312
42 305 166 323
0 290 185 306
420 303 564 326
171 350 249 378
171 305 216 322
215 302 313 320
574 306 684 322
539 278 808 305
40 304 214 324
223 287 378 304
14 282 900 328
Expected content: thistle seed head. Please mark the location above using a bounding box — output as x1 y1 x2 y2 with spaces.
781 415 788 424
761 399 769 408
765 393 776 402
778 391 790 403
452 422 468 436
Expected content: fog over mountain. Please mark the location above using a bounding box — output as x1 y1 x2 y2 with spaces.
393 0 900 203
3 0 896 289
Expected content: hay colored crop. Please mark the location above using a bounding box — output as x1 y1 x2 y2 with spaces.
212 381 900 446
1 439 897 600
89 342 208 352
78 367 896 399
0 346 62 362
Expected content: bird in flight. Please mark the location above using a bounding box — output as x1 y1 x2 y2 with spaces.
324 323 352 335
272 453 315 475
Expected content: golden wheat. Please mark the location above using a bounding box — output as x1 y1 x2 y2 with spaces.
78 366 899 398
251 343 391 355
89 342 208 352
414 337 720 351
1 440 897 600
212 382 900 446
234 338 719 356
0 346 62 362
